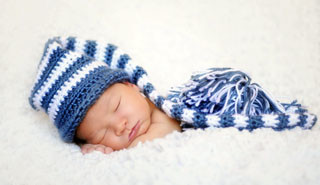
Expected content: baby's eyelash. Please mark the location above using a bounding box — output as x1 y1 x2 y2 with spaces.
115 97 121 111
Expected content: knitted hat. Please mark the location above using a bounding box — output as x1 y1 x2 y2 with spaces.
30 36 317 143
29 38 130 142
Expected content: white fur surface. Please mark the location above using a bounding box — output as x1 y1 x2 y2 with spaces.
0 0 319 184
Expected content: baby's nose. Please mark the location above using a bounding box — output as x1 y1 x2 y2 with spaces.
114 118 128 136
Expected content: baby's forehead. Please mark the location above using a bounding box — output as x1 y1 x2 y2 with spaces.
97 83 131 103
109 82 136 94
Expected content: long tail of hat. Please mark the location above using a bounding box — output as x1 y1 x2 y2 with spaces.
45 36 317 131
167 68 317 130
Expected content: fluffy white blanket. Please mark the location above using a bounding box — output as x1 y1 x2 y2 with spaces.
0 0 319 184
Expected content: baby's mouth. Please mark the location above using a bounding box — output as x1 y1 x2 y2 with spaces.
129 121 141 142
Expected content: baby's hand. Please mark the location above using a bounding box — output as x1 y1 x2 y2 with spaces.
80 144 114 155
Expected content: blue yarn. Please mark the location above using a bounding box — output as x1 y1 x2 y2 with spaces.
41 55 93 112
84 40 97 58
30 37 317 143
117 54 130 69
29 39 131 142
29 47 69 109
168 68 286 116
171 104 185 120
155 96 165 108
274 114 289 131
192 112 208 128
246 116 264 131
104 44 117 66
219 114 235 128
132 66 147 84
66 37 76 51
143 83 155 98
165 67 316 131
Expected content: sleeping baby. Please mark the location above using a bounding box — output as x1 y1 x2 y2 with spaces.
29 38 181 155
29 37 317 155
75 81 181 154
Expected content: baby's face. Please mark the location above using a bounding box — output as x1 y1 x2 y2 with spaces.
76 82 152 150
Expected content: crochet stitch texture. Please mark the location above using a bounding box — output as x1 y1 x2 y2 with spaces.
29 38 130 142
29 36 317 142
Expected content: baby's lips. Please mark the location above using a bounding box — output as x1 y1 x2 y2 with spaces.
129 121 141 142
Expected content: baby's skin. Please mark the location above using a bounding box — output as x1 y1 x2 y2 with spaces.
76 82 181 154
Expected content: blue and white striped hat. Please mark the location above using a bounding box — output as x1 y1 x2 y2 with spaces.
29 38 130 142
30 36 317 143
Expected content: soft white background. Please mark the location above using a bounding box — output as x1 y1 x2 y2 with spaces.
0 0 319 184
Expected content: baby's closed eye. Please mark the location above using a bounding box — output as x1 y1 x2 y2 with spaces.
114 97 121 112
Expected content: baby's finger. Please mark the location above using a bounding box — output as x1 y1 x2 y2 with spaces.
104 147 113 154
81 144 93 154
81 147 89 154
95 145 106 153
86 147 96 153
